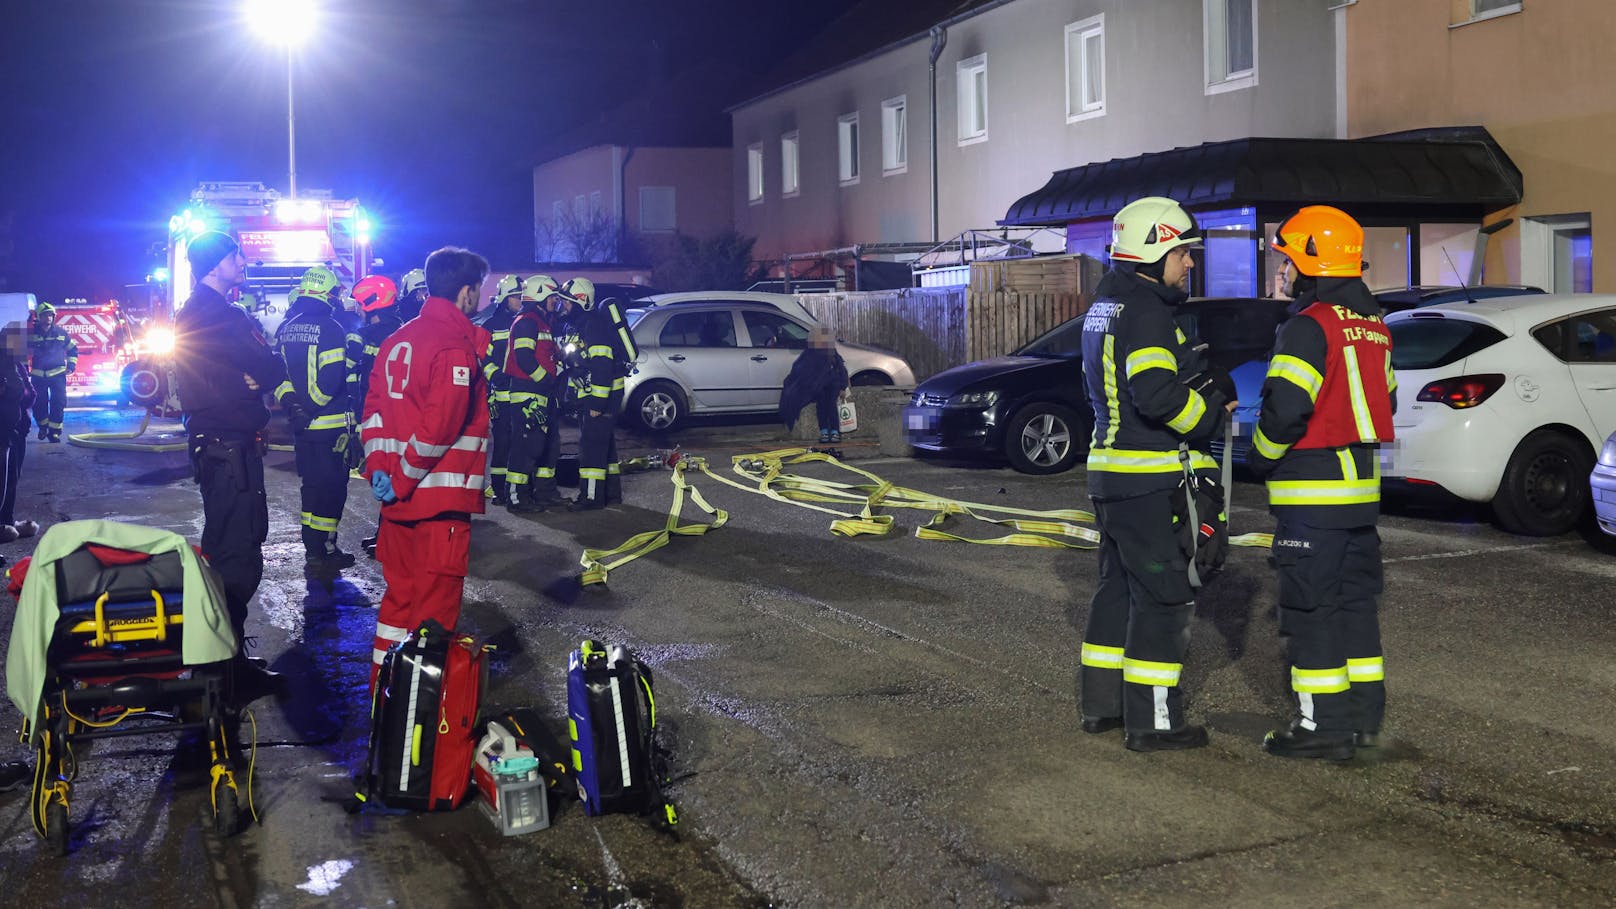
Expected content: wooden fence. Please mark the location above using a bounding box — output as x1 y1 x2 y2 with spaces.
796 254 1103 382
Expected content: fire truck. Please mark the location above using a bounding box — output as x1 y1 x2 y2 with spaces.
51 297 140 400
126 182 375 413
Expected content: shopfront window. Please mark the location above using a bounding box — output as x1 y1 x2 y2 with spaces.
1197 207 1258 298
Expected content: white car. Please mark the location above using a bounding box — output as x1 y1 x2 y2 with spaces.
620 292 916 432
1384 293 1616 536
1591 430 1616 538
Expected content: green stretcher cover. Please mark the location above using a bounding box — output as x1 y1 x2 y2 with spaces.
6 520 238 743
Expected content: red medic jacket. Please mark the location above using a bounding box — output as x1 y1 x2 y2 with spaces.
360 296 492 521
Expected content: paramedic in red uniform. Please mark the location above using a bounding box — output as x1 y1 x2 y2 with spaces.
360 247 491 686
1250 205 1395 760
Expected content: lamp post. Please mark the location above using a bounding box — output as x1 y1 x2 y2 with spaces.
245 0 317 199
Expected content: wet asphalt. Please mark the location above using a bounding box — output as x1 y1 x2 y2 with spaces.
0 403 1613 907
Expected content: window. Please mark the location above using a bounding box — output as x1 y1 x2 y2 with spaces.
660 311 737 348
1392 320 1507 370
957 54 988 144
1065 16 1105 122
747 143 764 203
837 113 860 185
573 194 587 221
1473 0 1521 14
639 186 676 233
780 132 800 196
881 97 907 174
1204 0 1257 94
742 310 809 349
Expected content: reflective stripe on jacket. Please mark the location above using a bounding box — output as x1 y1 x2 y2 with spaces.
360 296 492 520
274 295 352 436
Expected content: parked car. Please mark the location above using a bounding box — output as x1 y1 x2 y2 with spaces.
1590 429 1616 538
622 292 915 432
1384 293 1616 536
903 297 1272 475
1374 284 1545 313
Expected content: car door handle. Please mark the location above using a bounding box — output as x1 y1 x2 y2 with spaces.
750 355 768 362
668 354 686 363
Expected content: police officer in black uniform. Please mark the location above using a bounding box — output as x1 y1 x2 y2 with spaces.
1252 205 1395 760
173 231 288 702
1078 197 1236 752
28 303 77 442
479 275 523 506
274 265 356 573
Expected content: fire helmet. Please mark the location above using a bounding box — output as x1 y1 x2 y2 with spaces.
353 275 398 313
562 277 596 311
298 265 342 298
521 274 559 304
1272 205 1365 278
494 274 523 304
35 303 55 318
1109 197 1203 265
401 268 428 297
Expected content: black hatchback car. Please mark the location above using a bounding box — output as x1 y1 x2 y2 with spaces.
904 298 1283 475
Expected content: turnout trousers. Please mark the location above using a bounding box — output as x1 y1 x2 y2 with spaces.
1271 519 1385 736
1080 491 1197 733
507 400 561 502
488 398 514 499
370 513 471 688
577 407 620 507
31 374 66 438
294 431 349 556
191 433 268 644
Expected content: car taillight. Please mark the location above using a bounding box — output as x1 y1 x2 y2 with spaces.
1415 374 1505 409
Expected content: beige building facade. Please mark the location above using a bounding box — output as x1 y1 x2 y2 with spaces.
1348 0 1613 292
531 144 732 263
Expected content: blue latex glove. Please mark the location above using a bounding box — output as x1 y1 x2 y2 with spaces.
371 471 397 504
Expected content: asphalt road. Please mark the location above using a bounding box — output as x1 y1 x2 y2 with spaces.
0 404 1613 907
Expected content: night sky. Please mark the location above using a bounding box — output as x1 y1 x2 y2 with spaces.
1 0 854 302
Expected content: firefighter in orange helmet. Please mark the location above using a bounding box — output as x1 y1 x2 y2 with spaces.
1253 205 1396 760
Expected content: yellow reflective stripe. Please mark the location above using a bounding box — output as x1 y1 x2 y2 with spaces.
490 329 510 341
1122 657 1181 687
1174 327 1187 344
1338 448 1357 480
513 337 537 350
1342 346 1378 441
611 378 625 390
363 344 380 356
299 511 339 532
607 462 622 475
1088 448 1217 473
1080 642 1124 669
1252 424 1291 460
579 467 607 480
317 347 345 367
1291 665 1350 694
493 390 512 403
273 381 296 401
1166 390 1207 434
587 344 614 358
307 413 348 431
536 467 555 478
506 472 530 485
1347 656 1385 682
587 385 611 398
306 347 331 406
1268 355 1323 402
1385 349 1397 393
1101 335 1120 448
346 332 363 346
1125 346 1177 379
482 362 497 380
1267 476 1381 507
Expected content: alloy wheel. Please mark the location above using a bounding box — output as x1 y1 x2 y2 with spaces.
1020 413 1071 468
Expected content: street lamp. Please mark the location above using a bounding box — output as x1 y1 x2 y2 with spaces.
245 0 317 198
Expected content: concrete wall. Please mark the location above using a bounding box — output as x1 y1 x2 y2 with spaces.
733 0 1338 262
1347 0 1616 291
532 145 732 261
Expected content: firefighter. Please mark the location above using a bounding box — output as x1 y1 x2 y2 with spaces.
360 248 491 688
480 275 523 506
274 266 356 573
172 230 288 703
347 275 403 419
560 278 629 510
504 275 568 512
1078 196 1236 753
27 303 77 442
1252 205 1394 761
397 268 428 324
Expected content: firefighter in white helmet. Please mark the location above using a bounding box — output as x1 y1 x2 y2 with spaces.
479 274 523 506
1076 196 1237 753
397 268 428 323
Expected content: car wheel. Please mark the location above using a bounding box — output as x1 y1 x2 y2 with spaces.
1491 429 1593 536
626 382 685 433
850 371 892 387
121 361 166 410
1005 403 1087 475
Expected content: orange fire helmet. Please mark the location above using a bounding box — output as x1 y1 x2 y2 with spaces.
353 274 398 313
1272 205 1365 278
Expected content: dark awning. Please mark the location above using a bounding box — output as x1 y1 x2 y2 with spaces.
1001 127 1523 226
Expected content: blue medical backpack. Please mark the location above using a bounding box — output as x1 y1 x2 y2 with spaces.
566 640 676 824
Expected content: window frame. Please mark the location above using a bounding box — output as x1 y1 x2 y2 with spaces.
1203 0 1258 96
780 131 800 197
881 96 908 175
638 186 676 233
837 112 861 186
658 309 740 349
956 54 989 146
741 309 810 350
746 143 765 204
1064 15 1106 123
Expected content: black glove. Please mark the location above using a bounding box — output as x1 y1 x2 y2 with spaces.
283 399 311 431
1185 367 1237 410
